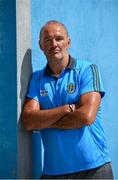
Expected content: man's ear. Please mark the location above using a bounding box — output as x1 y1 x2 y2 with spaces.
39 40 43 51
67 38 71 48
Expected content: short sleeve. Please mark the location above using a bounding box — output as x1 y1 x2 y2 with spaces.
80 64 105 98
26 73 39 102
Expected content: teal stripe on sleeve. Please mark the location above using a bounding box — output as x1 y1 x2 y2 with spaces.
90 64 100 91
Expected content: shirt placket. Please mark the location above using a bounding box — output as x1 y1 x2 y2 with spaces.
54 77 62 107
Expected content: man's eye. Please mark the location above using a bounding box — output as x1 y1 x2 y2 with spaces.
56 37 63 41
45 39 51 42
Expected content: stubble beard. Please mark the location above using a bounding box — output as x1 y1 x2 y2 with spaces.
47 53 64 65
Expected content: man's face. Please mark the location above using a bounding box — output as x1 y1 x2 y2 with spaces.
40 23 70 63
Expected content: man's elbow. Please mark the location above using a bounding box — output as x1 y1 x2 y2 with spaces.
83 113 96 126
22 110 33 131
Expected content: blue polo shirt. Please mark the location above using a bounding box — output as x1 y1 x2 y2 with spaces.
26 56 110 175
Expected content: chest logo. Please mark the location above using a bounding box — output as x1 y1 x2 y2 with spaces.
67 83 76 94
40 89 48 96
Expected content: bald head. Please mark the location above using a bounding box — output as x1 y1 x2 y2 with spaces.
39 20 69 42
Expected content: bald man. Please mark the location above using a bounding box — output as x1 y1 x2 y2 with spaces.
23 20 113 179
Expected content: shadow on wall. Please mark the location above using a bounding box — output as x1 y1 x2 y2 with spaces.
18 49 42 179
20 48 32 106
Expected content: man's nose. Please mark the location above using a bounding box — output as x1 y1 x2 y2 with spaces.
51 39 57 47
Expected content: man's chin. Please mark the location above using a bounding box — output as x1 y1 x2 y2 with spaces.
50 53 62 60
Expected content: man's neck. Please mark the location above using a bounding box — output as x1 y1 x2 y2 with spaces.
48 54 69 75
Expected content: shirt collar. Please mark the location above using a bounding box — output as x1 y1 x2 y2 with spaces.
44 55 76 76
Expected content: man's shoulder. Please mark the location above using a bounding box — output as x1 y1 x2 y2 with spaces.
75 58 92 72
31 67 46 80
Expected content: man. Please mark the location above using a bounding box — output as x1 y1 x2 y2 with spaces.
23 20 113 179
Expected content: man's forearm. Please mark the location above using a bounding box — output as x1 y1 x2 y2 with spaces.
51 106 95 130
23 104 71 130
51 110 83 129
50 92 101 130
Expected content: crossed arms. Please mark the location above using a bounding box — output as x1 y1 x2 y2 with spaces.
22 92 101 131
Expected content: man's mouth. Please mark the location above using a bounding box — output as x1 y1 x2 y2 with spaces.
49 49 60 55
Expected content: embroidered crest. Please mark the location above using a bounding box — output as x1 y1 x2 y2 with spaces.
67 83 76 94
40 89 48 96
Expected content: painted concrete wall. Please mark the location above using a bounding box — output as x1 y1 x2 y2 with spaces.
0 0 17 178
31 0 118 178
16 0 32 178
16 1 42 178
